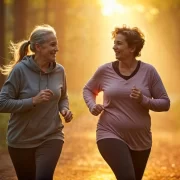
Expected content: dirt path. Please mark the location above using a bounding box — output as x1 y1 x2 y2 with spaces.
0 114 180 180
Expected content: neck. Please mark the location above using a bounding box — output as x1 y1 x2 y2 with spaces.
119 57 137 69
34 56 49 71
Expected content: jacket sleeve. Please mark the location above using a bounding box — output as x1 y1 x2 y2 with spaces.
58 70 69 112
140 67 170 112
83 67 103 112
0 65 34 113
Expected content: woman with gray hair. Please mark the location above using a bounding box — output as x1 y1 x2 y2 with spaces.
0 24 73 180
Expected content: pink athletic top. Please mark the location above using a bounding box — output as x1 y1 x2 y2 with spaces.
83 61 170 151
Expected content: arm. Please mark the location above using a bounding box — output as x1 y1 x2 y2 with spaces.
58 71 69 112
58 70 73 122
140 67 170 112
0 66 34 113
83 67 103 112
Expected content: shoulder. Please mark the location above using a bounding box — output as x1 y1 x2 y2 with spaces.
14 61 25 69
56 63 64 69
90 62 112 78
55 63 65 72
9 62 25 75
96 62 112 72
99 62 112 68
140 61 158 72
140 61 161 80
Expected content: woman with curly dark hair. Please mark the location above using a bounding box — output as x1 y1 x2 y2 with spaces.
83 25 170 180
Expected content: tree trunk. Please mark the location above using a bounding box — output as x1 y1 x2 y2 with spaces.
54 0 67 66
13 0 28 42
0 0 5 88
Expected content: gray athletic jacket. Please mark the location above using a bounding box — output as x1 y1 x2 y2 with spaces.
0 55 69 148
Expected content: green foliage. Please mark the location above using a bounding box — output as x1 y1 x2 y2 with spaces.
4 0 13 5
68 92 88 118
0 113 9 147
171 100 180 129
151 100 180 132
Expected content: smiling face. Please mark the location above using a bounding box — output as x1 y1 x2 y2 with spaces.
113 33 135 61
36 32 59 63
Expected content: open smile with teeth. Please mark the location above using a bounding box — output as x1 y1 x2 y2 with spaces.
51 53 56 57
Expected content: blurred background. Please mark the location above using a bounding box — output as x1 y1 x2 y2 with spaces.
0 0 180 146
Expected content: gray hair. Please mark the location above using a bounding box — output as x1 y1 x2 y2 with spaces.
29 25 56 52
0 24 56 75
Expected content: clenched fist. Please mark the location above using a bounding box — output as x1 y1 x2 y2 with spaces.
61 109 73 123
130 85 143 103
32 89 54 105
91 104 104 116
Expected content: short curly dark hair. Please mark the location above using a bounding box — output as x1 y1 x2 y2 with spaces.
112 25 145 57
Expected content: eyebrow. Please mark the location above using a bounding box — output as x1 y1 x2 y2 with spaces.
50 41 58 43
114 40 123 43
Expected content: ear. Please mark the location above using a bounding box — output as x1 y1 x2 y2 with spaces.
130 46 136 53
34 43 41 52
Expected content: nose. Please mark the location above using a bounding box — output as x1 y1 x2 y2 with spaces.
55 46 59 52
113 44 116 50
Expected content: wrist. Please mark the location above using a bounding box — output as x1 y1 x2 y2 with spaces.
32 97 36 106
138 95 143 103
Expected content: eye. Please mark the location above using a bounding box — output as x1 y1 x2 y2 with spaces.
117 41 122 45
51 43 57 47
114 41 122 45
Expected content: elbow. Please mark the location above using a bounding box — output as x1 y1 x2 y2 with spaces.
0 100 13 113
163 106 170 112
0 102 5 113
165 100 170 111
0 104 9 113
83 86 88 98
0 107 7 113
83 86 88 92
162 99 171 112
152 99 170 112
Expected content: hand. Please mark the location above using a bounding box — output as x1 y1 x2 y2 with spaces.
32 89 54 105
91 104 104 116
130 85 143 103
61 109 73 123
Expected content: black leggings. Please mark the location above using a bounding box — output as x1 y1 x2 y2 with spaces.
8 139 63 180
97 138 151 180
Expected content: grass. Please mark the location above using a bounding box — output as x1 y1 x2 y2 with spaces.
68 92 88 118
151 99 180 132
0 113 9 148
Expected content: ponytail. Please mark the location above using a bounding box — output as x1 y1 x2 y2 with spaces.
0 40 32 75
1 24 56 76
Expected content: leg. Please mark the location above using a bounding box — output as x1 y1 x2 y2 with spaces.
8 146 36 180
35 139 63 180
97 138 136 180
130 148 151 180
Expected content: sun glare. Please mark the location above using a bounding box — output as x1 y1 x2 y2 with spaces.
100 1 159 17
100 0 126 16
134 4 145 13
